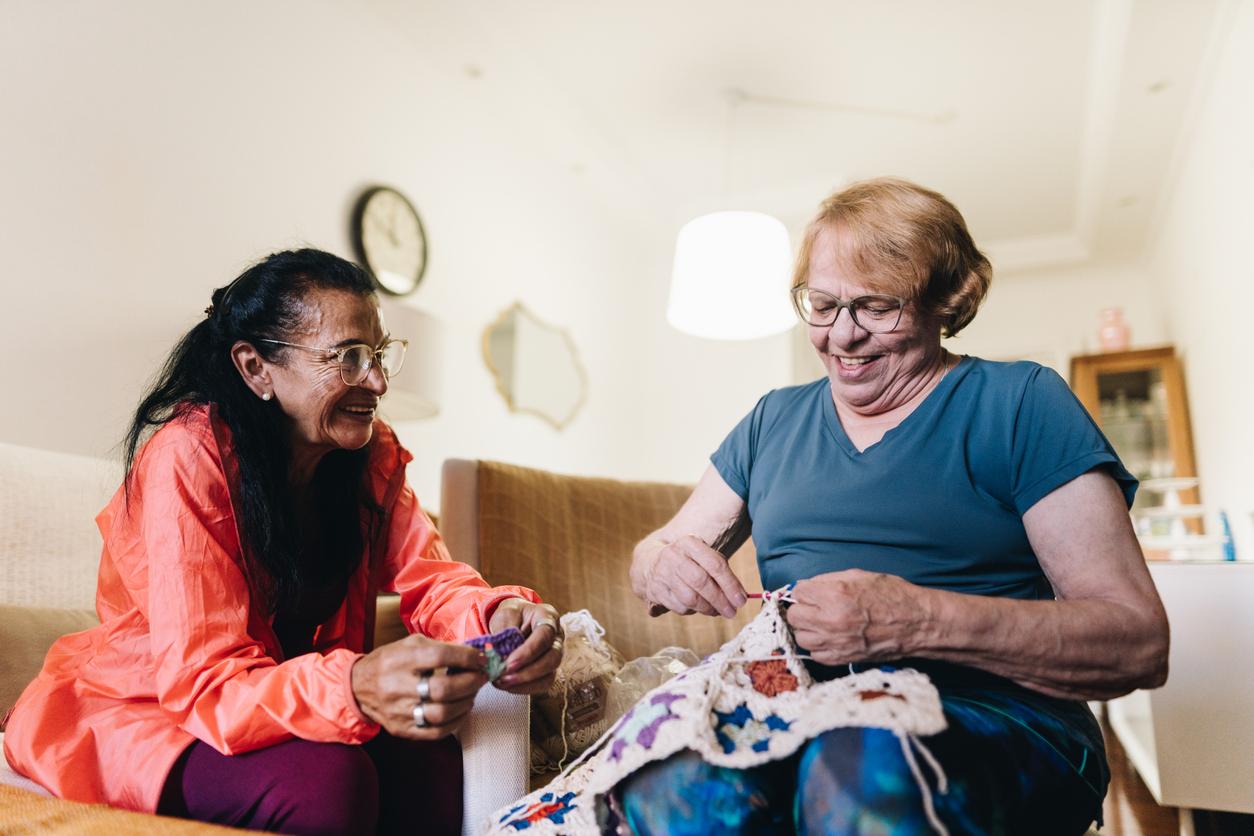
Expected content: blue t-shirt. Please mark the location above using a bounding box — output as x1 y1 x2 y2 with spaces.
711 357 1136 600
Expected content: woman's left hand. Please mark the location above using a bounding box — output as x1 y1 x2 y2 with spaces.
488 598 564 694
785 570 930 666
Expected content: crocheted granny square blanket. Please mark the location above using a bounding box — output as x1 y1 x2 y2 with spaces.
481 589 949 835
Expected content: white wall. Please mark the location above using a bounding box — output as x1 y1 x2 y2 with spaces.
0 1 789 507
944 261 1169 374
7 1 1236 531
1146 0 1254 558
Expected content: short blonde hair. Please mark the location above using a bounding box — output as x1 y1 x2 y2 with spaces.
792 177 991 337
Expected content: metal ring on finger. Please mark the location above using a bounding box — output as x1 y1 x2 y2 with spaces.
412 702 427 728
416 672 432 702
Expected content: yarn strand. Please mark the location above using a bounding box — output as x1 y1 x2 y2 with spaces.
898 731 949 836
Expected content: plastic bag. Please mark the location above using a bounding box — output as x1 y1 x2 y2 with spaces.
531 610 625 773
604 646 700 723
530 612 702 775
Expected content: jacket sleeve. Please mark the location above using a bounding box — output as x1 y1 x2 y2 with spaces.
139 429 379 756
379 481 540 643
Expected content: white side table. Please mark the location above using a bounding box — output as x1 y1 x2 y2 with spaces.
1105 561 1254 833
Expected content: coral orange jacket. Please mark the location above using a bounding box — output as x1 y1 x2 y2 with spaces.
3 405 539 812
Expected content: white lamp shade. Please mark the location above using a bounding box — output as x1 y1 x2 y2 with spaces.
667 211 796 340
378 299 442 421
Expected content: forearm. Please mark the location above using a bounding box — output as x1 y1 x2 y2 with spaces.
912 587 1169 700
157 649 378 755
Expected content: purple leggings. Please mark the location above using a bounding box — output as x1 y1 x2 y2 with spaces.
157 732 462 835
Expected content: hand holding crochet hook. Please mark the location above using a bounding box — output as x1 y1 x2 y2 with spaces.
634 533 749 619
631 466 754 620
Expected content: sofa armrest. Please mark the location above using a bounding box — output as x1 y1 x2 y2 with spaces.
458 686 529 836
440 459 481 572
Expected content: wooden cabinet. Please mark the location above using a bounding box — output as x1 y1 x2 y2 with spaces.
1070 347 1201 529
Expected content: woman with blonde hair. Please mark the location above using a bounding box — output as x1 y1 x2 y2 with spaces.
627 178 1168 834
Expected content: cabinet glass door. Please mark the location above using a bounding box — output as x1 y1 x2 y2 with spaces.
1070 346 1201 540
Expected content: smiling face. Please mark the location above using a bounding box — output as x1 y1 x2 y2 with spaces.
805 224 946 415
265 287 388 469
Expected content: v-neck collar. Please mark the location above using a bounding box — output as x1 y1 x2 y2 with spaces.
821 355 973 458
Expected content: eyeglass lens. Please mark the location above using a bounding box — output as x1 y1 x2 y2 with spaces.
339 342 406 385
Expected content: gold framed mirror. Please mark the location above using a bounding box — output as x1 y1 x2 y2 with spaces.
482 302 588 430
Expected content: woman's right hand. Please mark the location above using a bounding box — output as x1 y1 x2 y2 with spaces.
350 634 489 741
637 534 747 619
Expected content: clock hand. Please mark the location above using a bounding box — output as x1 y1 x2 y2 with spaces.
369 212 399 247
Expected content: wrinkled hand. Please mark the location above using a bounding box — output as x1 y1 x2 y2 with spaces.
488 598 564 695
640 535 747 619
351 634 488 741
785 570 928 666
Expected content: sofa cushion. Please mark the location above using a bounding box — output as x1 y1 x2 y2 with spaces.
0 604 98 728
0 783 234 833
468 460 763 661
0 441 121 610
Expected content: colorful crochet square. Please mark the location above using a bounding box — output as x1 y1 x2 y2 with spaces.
499 791 579 830
608 691 685 761
714 704 791 754
465 627 526 682
745 657 799 696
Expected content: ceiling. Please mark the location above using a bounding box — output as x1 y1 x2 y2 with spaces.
375 0 1223 275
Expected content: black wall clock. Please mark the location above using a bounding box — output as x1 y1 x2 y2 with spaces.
351 186 428 296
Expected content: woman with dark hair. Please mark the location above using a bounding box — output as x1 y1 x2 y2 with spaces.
625 179 1169 834
3 249 562 834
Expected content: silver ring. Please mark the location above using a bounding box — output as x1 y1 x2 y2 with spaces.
416 674 431 702
535 618 559 635
412 703 427 728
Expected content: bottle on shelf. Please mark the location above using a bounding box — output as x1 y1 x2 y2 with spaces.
1219 511 1237 561
1098 308 1131 352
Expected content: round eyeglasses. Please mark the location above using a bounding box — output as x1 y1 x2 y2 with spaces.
790 287 904 333
259 338 408 387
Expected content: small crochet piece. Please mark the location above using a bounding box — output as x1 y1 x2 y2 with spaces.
482 588 951 835
465 627 526 682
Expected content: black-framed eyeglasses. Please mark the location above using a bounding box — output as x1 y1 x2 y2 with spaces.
790 287 905 333
259 338 408 386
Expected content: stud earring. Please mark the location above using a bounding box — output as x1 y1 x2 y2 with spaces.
261 392 272 402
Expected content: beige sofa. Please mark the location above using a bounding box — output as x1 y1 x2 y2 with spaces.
0 441 528 835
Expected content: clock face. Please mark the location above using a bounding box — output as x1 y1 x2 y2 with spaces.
354 187 428 296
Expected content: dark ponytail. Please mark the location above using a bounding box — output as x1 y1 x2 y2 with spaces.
124 249 380 611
